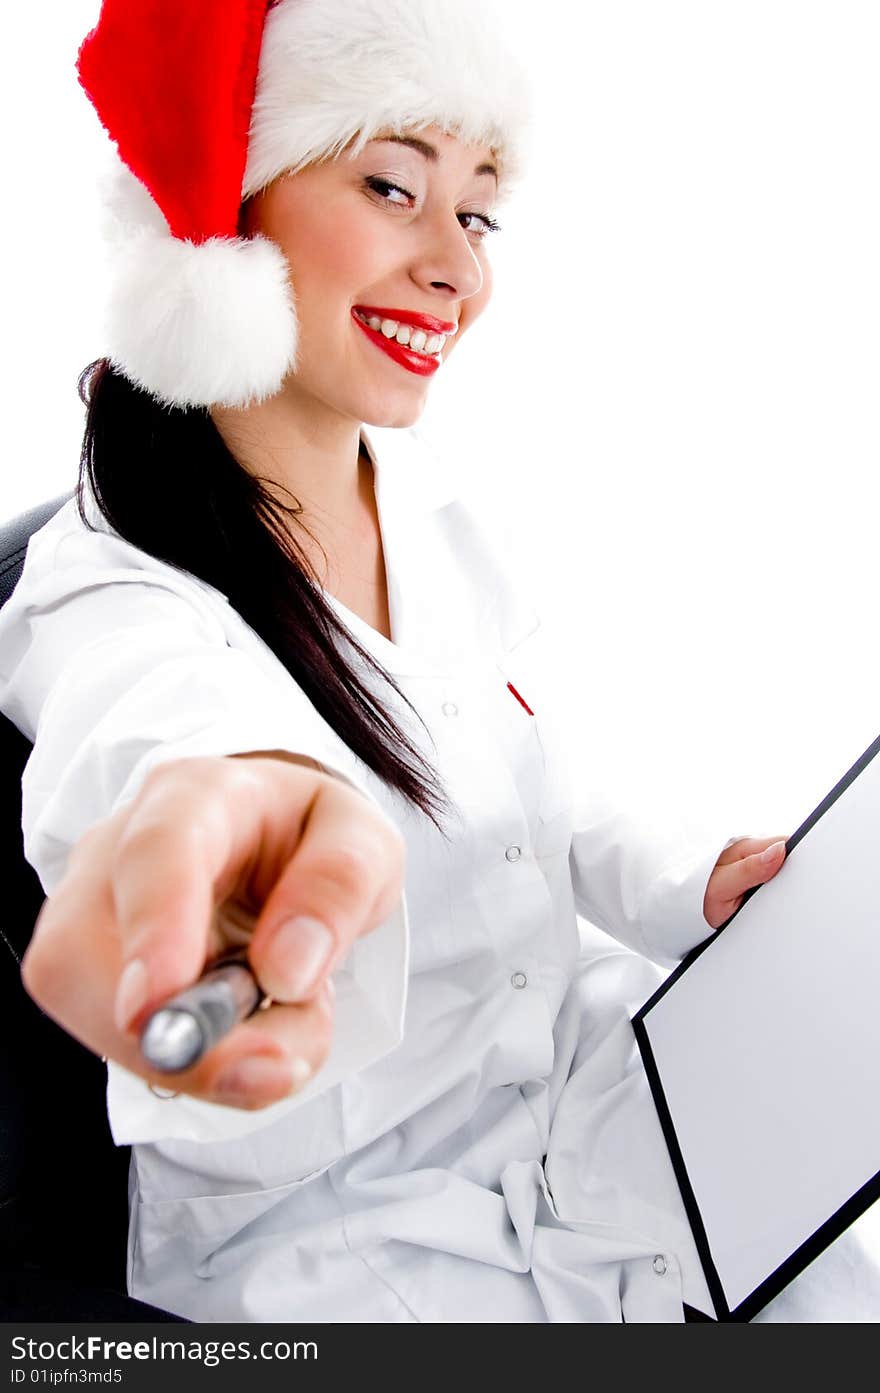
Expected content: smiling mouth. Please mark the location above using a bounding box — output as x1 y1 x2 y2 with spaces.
351 310 448 377
352 309 453 357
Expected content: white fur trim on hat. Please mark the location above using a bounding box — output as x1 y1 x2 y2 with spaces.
244 0 530 200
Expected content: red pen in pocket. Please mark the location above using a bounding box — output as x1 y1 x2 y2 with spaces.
506 681 533 716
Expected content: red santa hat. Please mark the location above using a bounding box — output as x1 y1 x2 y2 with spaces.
77 0 529 410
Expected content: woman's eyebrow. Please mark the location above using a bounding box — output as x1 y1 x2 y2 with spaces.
371 134 498 179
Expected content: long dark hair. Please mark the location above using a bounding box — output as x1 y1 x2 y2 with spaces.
77 359 451 832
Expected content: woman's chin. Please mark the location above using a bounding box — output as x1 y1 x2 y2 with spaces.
362 396 429 431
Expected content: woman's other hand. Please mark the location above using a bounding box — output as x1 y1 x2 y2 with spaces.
703 836 788 930
21 752 406 1110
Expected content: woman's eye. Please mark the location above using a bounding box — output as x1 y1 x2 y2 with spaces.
365 177 414 206
364 179 501 239
458 211 502 239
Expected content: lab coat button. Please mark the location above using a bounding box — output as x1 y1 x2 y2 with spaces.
652 1255 668 1275
505 845 522 863
510 971 528 990
441 701 458 717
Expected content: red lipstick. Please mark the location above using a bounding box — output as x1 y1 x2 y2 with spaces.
354 307 458 336
351 310 443 377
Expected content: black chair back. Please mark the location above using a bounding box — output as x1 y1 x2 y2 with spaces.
0 495 183 1319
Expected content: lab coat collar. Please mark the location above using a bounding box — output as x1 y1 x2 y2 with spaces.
348 421 537 675
360 424 460 517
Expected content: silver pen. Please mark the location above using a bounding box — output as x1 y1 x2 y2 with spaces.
140 956 267 1073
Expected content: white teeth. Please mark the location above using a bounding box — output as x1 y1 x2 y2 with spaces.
356 312 448 358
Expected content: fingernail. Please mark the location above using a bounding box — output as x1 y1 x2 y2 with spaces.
263 916 334 1000
214 1054 302 1105
761 840 786 865
114 958 149 1033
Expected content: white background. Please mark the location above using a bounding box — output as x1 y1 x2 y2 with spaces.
4 3 880 1270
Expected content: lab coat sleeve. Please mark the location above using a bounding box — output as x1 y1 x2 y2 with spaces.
0 512 408 1145
569 791 734 968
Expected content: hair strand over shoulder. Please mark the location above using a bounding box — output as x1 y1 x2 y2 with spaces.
77 359 452 835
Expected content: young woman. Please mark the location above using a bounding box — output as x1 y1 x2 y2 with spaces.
0 0 871 1322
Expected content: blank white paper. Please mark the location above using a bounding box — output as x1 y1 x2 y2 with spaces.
642 747 880 1314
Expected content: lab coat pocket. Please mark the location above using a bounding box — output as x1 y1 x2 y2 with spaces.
130 1086 346 1299
498 625 573 858
134 1166 332 1277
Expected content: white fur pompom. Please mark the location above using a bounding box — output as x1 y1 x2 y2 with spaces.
104 230 298 409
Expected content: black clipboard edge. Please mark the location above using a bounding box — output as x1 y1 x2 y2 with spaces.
632 1012 728 1321
632 728 880 1321
732 1163 880 1322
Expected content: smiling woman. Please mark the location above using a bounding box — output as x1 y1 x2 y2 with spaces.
67 0 526 825
206 125 500 644
229 128 496 421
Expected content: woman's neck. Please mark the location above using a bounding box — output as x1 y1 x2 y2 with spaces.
210 392 391 637
211 391 364 528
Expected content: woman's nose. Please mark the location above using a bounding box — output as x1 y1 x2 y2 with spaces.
409 215 484 302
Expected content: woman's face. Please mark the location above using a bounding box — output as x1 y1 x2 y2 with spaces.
242 125 499 429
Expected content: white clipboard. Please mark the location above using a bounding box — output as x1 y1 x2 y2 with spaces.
633 734 880 1321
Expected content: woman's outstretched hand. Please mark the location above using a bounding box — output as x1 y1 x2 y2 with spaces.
21 752 406 1111
703 835 788 930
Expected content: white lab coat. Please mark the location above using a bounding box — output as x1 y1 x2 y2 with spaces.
1 424 876 1322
